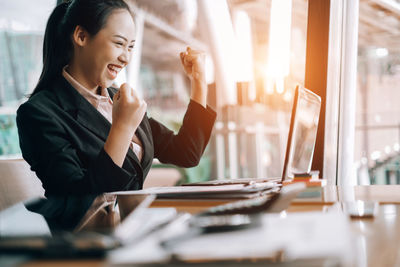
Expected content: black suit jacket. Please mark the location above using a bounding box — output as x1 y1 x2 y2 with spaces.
16 75 216 229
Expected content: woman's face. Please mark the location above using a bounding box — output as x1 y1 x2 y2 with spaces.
79 9 136 89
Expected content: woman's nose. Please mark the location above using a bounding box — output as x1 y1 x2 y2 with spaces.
118 50 129 65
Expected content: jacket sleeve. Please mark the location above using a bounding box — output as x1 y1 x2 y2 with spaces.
16 102 136 195
149 100 216 168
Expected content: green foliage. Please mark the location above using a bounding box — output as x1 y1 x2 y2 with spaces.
184 154 211 183
0 115 21 155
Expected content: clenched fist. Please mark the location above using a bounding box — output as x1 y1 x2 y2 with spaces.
112 83 147 134
180 47 206 83
180 47 207 108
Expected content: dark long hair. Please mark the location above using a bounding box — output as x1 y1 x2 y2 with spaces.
31 0 132 97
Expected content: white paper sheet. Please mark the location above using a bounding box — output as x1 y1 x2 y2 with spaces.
108 211 354 265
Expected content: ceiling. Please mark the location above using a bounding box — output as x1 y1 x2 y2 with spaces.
359 0 400 52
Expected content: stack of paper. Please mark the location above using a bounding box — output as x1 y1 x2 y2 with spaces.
111 182 279 199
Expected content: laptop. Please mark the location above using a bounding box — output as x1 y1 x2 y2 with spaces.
178 85 321 215
183 84 322 186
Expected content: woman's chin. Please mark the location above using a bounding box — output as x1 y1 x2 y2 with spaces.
99 79 114 89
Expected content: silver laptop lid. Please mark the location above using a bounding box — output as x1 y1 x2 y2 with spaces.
281 85 321 181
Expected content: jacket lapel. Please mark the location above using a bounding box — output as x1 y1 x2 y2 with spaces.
53 76 141 165
54 76 111 142
135 124 152 169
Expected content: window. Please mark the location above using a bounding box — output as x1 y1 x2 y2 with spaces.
214 0 309 179
355 0 400 184
0 0 54 158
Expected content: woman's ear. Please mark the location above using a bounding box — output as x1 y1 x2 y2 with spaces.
72 25 89 47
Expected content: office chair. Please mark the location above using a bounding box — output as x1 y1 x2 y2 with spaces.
0 158 45 211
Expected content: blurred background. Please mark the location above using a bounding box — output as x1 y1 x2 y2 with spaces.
1 0 400 186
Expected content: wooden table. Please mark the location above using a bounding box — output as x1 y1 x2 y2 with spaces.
288 185 400 266
16 185 400 266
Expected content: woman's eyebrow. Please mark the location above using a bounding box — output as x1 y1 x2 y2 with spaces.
113 34 135 43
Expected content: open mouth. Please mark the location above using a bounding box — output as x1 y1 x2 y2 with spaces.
107 64 122 79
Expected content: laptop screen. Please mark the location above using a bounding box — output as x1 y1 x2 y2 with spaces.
282 85 321 181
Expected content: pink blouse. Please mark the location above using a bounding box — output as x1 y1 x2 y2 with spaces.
62 66 143 162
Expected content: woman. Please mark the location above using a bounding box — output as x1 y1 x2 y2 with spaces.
16 0 216 230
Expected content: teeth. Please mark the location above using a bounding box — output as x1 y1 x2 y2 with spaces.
108 65 121 73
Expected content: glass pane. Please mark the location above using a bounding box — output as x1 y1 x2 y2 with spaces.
0 0 54 157
216 0 308 179
135 0 308 181
355 0 400 184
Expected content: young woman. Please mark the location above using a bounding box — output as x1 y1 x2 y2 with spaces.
16 0 216 230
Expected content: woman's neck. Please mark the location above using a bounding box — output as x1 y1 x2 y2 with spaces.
66 61 98 94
